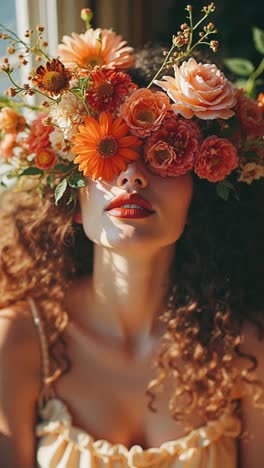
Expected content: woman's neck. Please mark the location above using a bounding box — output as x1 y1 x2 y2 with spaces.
73 243 175 354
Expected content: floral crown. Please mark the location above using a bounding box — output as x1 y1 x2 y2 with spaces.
0 4 264 204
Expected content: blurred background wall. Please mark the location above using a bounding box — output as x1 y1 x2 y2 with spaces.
86 0 264 62
1 0 264 92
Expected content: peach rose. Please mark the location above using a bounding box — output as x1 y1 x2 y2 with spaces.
238 162 264 184
194 136 238 182
144 114 200 176
35 148 57 169
0 133 17 160
26 113 54 154
120 88 171 137
0 107 26 133
155 58 237 120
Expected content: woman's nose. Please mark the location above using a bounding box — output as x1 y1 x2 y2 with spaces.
117 160 148 190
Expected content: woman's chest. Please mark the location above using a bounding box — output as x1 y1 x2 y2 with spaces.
54 330 205 448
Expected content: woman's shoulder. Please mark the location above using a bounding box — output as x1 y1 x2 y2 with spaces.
0 300 38 346
0 301 42 467
0 300 41 389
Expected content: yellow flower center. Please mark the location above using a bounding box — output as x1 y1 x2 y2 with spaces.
37 150 53 165
136 109 155 123
42 71 67 92
86 55 104 67
96 81 113 97
97 136 118 158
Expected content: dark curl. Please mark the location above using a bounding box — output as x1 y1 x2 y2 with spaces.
147 176 264 422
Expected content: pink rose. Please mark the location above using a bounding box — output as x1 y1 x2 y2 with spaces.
26 113 54 154
194 136 238 182
144 114 200 176
155 58 237 120
120 88 171 137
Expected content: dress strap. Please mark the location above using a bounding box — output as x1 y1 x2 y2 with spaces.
27 297 56 406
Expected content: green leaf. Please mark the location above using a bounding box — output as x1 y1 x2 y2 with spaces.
68 173 87 188
54 178 68 205
253 27 264 55
66 190 76 206
20 167 44 176
46 174 55 188
234 79 248 90
216 182 230 201
216 180 239 201
54 163 71 173
224 58 254 76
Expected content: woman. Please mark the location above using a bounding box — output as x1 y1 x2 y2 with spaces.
0 142 263 467
0 7 264 468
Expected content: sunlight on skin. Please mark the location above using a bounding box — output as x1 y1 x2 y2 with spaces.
77 163 193 345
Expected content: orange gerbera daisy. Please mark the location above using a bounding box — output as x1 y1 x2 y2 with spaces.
32 59 72 97
57 29 135 74
72 112 141 181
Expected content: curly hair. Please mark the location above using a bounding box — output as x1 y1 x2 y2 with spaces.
0 175 263 422
148 176 264 422
1 47 264 423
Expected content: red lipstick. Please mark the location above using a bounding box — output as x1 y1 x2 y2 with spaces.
105 193 154 219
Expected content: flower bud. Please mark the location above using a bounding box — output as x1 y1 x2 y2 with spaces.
7 87 17 97
210 40 219 52
180 23 189 30
41 100 50 108
80 8 93 29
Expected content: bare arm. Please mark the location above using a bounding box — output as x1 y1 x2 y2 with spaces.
239 322 264 468
0 304 41 468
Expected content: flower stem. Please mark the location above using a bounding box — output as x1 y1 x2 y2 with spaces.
147 44 175 88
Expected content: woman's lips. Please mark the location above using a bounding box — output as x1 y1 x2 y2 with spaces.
105 193 154 219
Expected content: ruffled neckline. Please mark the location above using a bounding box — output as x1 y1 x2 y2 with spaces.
36 397 241 466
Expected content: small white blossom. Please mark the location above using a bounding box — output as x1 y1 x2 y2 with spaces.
49 128 75 161
49 93 86 140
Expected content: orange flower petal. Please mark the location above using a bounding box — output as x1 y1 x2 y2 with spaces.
83 115 102 138
118 136 141 148
99 112 112 135
73 152 96 163
111 157 127 171
112 117 129 138
77 126 97 142
118 148 139 160
102 162 113 181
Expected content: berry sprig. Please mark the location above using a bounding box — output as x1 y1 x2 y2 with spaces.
147 2 219 88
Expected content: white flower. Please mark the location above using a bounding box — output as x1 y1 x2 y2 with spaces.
238 162 264 184
49 128 75 161
49 93 86 140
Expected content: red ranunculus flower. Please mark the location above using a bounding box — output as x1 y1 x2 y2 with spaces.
194 136 238 182
144 114 201 176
